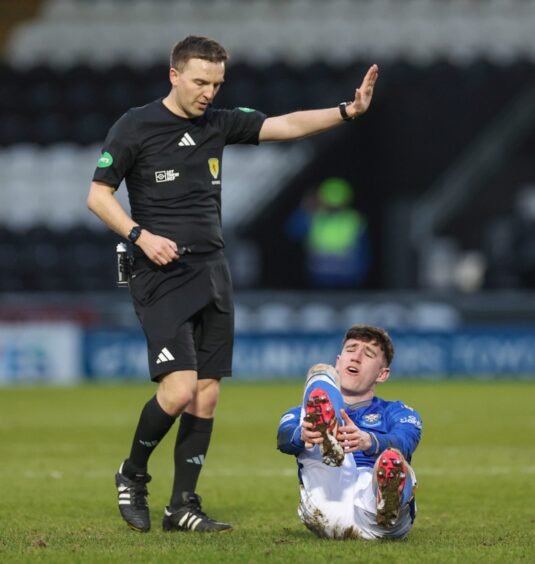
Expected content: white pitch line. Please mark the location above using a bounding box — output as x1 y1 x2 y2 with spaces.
416 466 535 476
13 466 535 480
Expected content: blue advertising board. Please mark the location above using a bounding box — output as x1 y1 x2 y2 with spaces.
0 322 82 384
83 327 535 380
83 329 148 380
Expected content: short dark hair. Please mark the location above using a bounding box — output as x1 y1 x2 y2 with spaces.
342 325 394 366
170 36 228 70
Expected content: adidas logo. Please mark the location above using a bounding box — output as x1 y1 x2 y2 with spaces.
178 132 196 146
156 347 175 364
186 454 205 465
139 439 159 447
117 485 131 506
165 509 203 531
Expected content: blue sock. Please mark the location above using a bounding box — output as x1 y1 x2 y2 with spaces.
400 468 415 506
304 378 344 426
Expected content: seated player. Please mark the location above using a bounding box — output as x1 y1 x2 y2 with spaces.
277 325 422 540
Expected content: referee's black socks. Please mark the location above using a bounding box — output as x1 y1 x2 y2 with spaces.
170 412 214 509
123 395 176 478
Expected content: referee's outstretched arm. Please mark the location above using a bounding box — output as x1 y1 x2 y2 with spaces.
259 64 378 142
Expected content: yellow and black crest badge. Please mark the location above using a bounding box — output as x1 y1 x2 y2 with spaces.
208 158 219 179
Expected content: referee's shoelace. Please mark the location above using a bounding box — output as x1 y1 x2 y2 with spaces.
130 482 149 509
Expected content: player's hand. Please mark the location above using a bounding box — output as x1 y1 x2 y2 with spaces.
300 419 324 449
347 64 379 118
337 409 373 453
136 230 179 265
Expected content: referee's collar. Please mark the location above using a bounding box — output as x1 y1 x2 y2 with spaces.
158 97 208 123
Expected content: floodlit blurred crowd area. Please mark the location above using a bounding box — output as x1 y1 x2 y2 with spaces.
2 1 535 373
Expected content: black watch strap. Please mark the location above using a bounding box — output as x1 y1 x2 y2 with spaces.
339 102 355 122
128 225 142 243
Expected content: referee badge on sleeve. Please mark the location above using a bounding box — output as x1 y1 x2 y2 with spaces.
208 158 221 185
97 151 113 168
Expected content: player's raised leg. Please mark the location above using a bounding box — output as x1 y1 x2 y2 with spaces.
297 367 361 540
373 448 417 529
303 363 345 467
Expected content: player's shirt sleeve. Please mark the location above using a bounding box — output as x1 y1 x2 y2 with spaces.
277 406 304 455
92 110 140 189
364 402 422 462
220 107 267 145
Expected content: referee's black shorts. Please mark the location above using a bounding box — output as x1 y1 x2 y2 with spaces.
129 250 234 382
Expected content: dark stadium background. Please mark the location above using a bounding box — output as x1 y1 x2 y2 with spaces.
1 0 535 382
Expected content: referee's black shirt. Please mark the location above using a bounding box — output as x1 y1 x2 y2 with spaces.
93 99 266 254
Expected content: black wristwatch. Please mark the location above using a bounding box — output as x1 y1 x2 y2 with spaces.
127 225 142 244
339 102 355 122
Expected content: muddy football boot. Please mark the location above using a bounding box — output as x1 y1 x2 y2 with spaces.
162 492 232 533
115 462 151 532
303 365 344 467
373 448 415 528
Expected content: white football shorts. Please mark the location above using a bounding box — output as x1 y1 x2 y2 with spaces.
297 445 416 540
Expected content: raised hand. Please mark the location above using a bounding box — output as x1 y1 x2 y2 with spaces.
337 408 373 453
348 64 379 118
300 418 324 449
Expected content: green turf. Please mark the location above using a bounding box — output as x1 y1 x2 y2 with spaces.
1 380 534 563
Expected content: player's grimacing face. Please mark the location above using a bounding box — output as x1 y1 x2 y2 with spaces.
335 338 390 399
170 58 225 118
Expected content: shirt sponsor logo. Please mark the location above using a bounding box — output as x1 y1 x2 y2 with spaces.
208 158 221 185
97 151 113 168
238 107 255 113
399 415 422 429
155 170 180 183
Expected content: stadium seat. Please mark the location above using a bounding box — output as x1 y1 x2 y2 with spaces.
1 0 534 293
6 0 535 67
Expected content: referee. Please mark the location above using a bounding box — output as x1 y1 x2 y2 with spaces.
87 36 378 534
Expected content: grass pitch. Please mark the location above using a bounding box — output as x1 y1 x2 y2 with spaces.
1 379 534 563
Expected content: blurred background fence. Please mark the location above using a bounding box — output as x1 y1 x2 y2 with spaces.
1 0 535 383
